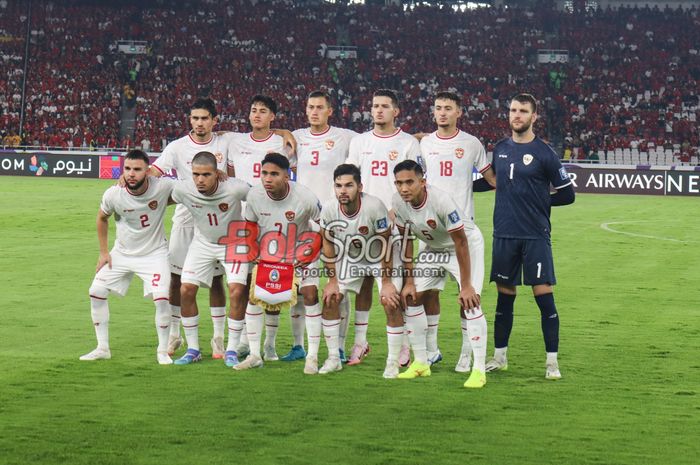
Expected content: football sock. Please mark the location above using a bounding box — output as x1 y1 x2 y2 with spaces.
226 317 245 352
322 318 341 360
169 304 181 338
546 352 558 365
305 303 322 358
245 304 264 357
239 322 249 347
154 299 170 352
386 326 403 363
181 315 200 351
460 317 472 355
210 306 226 340
264 313 280 349
466 307 487 372
290 301 306 347
426 313 440 353
535 293 560 353
353 309 370 345
338 297 350 351
89 294 110 349
494 292 516 348
495 347 508 359
405 305 428 364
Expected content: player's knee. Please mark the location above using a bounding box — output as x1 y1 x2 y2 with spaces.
300 286 319 306
228 283 246 302
180 283 199 300
89 285 109 300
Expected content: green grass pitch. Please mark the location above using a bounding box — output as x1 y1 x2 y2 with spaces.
0 177 698 465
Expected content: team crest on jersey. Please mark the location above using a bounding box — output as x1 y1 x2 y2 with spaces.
214 152 224 163
427 219 437 230
325 139 335 150
523 154 534 165
455 148 464 159
388 150 399 161
148 200 158 210
285 210 296 221
269 269 280 283
358 226 369 235
218 203 229 212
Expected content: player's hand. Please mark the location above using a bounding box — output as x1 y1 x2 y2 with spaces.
459 285 480 312
116 173 127 187
96 252 112 272
380 282 401 311
278 129 297 155
401 281 417 308
322 280 343 306
216 169 228 181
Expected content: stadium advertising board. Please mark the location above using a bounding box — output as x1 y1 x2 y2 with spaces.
0 152 100 178
565 165 700 196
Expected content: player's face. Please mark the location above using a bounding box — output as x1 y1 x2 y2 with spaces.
371 96 399 126
123 158 149 190
190 109 217 137
334 174 362 205
249 103 275 130
394 169 425 204
191 163 218 194
509 100 537 134
306 97 332 127
261 162 289 195
434 98 462 129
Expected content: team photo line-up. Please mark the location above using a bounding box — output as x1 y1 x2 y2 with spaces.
81 89 575 389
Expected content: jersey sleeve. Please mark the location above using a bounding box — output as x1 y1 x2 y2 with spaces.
319 200 335 229
347 137 360 167
473 139 491 173
407 136 424 170
232 179 251 201
99 188 116 215
157 177 176 197
170 180 187 204
308 191 322 223
391 194 406 229
441 194 464 232
372 199 390 234
152 143 175 174
244 191 258 222
544 144 572 190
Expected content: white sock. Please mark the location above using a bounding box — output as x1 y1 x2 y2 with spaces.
402 314 410 349
305 303 322 358
495 347 507 359
169 304 181 338
426 313 440 353
226 317 245 352
353 309 370 345
210 306 226 339
466 307 487 372
405 305 428 364
181 315 200 351
154 299 170 352
546 352 558 364
264 313 280 348
460 317 472 355
386 326 403 363
90 295 110 350
245 304 264 357
322 318 341 360
290 301 305 347
239 322 249 347
338 297 350 351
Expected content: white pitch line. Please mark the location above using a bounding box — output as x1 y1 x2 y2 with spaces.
600 221 697 243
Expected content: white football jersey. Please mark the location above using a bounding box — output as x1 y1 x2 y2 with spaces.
320 193 390 260
152 132 232 226
293 126 358 204
392 185 464 252
347 129 421 210
171 178 250 244
421 130 490 225
227 131 285 187
100 177 175 256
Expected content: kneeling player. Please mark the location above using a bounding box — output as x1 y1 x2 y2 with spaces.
170 152 251 366
392 160 488 388
81 150 174 365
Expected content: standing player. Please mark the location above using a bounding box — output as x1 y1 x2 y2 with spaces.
320 164 405 378
486 93 575 380
169 152 251 366
284 90 358 363
234 153 322 372
346 89 421 366
80 150 174 364
150 98 232 359
391 160 488 388
420 91 496 372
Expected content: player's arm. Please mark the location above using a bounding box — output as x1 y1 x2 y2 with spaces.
273 129 297 154
96 209 112 272
550 184 575 206
378 229 401 311
450 228 480 311
321 228 342 306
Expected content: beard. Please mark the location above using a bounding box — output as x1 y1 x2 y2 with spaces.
510 119 532 134
127 177 146 191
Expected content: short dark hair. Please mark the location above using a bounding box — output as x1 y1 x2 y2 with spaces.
373 89 399 108
333 164 361 184
191 98 217 118
308 90 332 106
512 93 538 113
124 149 150 165
393 159 424 177
261 152 289 171
192 151 218 169
251 94 278 114
435 91 461 107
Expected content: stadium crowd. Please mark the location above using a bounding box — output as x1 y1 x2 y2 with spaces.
1 0 698 164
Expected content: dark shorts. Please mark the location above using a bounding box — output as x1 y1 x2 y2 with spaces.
490 237 556 286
